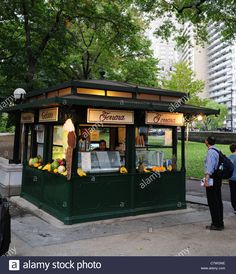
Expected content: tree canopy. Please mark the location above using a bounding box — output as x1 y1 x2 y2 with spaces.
136 0 236 46
162 61 205 102
162 61 227 130
0 0 159 94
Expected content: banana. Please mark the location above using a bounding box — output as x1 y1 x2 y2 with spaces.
77 168 87 176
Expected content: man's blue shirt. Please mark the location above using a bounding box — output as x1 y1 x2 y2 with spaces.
229 154 236 181
205 145 219 175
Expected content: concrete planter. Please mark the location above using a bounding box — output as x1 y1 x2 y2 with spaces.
0 157 22 196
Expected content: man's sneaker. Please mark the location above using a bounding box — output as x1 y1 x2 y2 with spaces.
206 224 224 231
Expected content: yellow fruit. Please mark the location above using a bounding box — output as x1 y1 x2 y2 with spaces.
53 169 58 174
34 163 40 168
42 164 51 172
159 166 166 172
120 166 128 174
61 171 67 176
38 165 43 170
144 168 150 173
167 165 172 171
77 168 87 176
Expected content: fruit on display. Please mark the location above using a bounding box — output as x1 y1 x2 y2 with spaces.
33 163 41 168
167 165 172 171
119 166 128 174
143 168 150 173
151 166 166 172
77 168 87 177
58 165 66 174
61 171 67 176
29 155 68 176
42 164 51 172
159 166 166 172
29 155 42 167
151 166 160 172
51 160 59 171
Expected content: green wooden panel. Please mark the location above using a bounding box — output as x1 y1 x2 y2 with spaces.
42 172 70 215
71 174 132 215
21 166 186 224
21 166 43 202
134 171 185 209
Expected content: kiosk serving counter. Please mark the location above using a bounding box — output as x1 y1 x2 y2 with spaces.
4 80 219 224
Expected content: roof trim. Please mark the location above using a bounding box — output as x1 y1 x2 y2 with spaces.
25 79 187 99
2 94 219 116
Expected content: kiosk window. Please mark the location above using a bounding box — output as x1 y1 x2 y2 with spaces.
78 125 126 173
52 126 68 160
36 125 45 157
135 126 177 170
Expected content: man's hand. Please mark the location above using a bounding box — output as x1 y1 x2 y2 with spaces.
204 174 212 187
204 178 209 187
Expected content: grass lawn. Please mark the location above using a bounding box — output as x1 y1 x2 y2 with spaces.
148 136 231 178
179 141 231 179
98 132 231 179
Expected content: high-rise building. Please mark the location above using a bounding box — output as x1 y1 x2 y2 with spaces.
179 23 208 98
207 23 236 130
147 20 179 77
179 22 236 131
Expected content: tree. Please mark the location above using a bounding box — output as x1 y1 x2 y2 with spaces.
0 0 159 95
162 61 227 130
136 0 236 45
196 100 228 131
59 5 159 85
162 61 205 103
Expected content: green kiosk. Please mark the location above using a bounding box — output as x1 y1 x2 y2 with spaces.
5 80 219 224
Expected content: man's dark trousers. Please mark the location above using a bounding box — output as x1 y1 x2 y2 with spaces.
206 176 224 227
229 180 236 211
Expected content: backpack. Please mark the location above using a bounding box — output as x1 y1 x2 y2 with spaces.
0 197 11 256
210 148 234 179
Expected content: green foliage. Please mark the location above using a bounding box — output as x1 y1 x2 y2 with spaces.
196 100 228 131
0 113 14 133
136 0 236 45
162 61 227 130
162 61 205 97
0 0 159 96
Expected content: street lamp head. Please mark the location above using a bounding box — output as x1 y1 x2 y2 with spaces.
13 88 26 100
197 114 203 121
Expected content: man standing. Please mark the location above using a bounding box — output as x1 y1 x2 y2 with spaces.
204 136 224 231
228 143 236 214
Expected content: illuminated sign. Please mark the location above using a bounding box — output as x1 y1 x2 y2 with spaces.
39 107 58 122
21 112 34 123
87 109 134 124
146 112 184 126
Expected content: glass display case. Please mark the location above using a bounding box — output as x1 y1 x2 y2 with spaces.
78 151 122 173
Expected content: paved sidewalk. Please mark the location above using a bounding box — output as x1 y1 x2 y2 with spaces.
8 195 236 256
